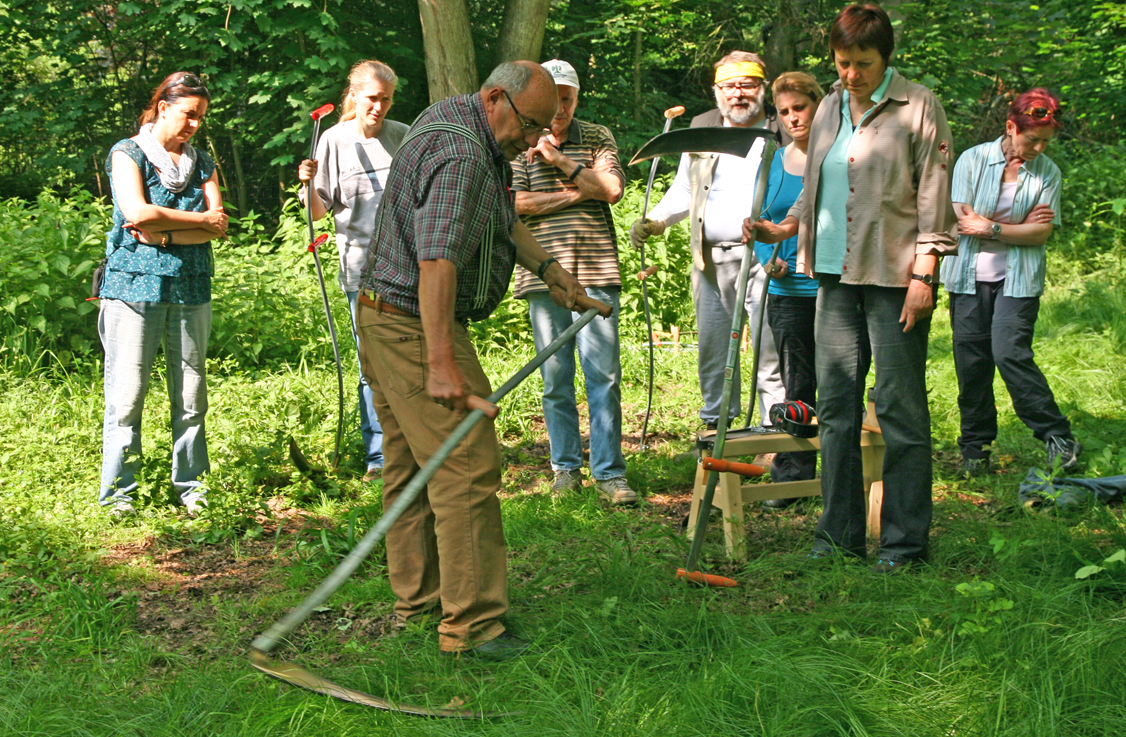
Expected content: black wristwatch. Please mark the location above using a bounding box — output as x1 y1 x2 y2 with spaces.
911 273 933 286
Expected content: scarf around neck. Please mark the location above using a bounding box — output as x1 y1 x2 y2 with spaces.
136 123 197 193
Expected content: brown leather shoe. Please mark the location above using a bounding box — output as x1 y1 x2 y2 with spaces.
442 632 529 661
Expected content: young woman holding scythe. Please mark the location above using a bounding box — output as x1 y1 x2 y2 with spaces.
296 60 409 481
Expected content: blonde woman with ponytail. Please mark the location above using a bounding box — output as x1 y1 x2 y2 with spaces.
297 60 409 480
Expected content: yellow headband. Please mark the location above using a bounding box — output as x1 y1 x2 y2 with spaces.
715 62 765 84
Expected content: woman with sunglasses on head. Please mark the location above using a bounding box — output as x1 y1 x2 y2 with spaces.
752 4 957 571
742 71 824 507
296 60 408 482
939 89 1079 476
98 72 227 518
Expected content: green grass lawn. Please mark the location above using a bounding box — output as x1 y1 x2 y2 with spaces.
2 269 1126 736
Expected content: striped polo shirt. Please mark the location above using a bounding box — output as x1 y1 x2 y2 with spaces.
510 118 625 298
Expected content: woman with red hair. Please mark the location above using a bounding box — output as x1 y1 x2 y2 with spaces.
939 88 1080 476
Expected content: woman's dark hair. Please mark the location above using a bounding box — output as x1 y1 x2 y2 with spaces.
830 4 895 65
138 72 211 127
1008 88 1062 133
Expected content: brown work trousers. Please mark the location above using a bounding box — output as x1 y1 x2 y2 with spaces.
355 304 508 652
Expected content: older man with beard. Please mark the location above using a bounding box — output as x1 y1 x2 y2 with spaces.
631 51 789 448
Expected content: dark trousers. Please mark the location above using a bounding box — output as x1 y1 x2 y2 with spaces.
949 282 1072 460
813 276 933 562
766 293 818 482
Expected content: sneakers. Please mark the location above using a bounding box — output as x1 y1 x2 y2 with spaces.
108 500 136 519
551 469 584 494
595 476 638 505
362 466 383 483
959 456 991 478
442 631 529 661
1046 436 1081 471
870 558 916 574
182 492 208 517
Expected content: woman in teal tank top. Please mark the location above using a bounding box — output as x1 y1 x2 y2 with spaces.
98 72 227 518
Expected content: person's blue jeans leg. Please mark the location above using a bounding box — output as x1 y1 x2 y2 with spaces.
165 302 211 503
347 290 384 470
527 291 584 474
98 300 211 506
99 299 163 506
573 287 625 480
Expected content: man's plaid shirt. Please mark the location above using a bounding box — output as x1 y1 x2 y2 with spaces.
359 93 518 323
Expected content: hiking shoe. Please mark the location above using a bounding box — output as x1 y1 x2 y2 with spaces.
761 496 799 510
362 466 383 483
551 469 584 494
108 500 136 519
959 456 991 478
870 558 913 574
1046 436 1081 471
183 492 208 518
596 476 638 505
442 632 529 662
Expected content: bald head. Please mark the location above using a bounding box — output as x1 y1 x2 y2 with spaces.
481 61 558 160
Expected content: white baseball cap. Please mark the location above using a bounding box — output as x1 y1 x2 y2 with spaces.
541 59 580 91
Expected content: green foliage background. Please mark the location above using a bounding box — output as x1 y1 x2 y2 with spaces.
2 0 1123 215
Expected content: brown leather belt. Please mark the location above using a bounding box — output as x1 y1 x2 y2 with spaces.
358 290 416 317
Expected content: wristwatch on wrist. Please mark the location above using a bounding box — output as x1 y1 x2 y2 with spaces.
990 222 1002 239
911 273 933 286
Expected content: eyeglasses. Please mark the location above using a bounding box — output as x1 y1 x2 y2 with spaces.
501 89 548 135
715 80 763 94
1023 106 1056 120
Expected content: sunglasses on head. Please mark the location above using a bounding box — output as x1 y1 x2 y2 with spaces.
171 74 205 90
1023 106 1056 120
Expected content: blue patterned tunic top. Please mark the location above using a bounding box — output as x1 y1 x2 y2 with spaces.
101 139 216 304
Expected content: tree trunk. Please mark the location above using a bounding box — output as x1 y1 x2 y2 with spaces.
417 0 479 102
496 0 552 63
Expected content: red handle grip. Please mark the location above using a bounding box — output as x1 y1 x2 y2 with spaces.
307 233 329 252
310 103 335 121
701 457 765 477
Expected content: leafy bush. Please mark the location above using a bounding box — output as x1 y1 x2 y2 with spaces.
0 190 108 374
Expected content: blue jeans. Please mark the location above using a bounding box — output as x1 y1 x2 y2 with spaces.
526 286 626 480
346 290 384 470
812 276 933 562
98 299 210 506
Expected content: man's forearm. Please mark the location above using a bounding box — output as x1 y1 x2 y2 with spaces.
512 220 556 274
417 259 458 368
515 190 586 217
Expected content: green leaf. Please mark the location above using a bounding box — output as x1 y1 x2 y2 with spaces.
1075 565 1105 579
1105 549 1126 564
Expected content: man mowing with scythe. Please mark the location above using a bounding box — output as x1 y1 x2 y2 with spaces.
354 61 610 660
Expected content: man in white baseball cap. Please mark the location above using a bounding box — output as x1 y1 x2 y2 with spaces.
509 59 637 505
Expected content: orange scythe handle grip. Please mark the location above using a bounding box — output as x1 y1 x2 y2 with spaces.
637 264 659 280
676 568 738 587
664 105 686 119
862 423 882 435
702 457 765 477
466 395 499 419
573 294 613 318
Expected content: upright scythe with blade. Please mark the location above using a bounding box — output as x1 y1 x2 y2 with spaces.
290 102 346 471
629 126 781 582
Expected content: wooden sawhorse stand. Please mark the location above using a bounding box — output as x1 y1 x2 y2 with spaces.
687 407 886 561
